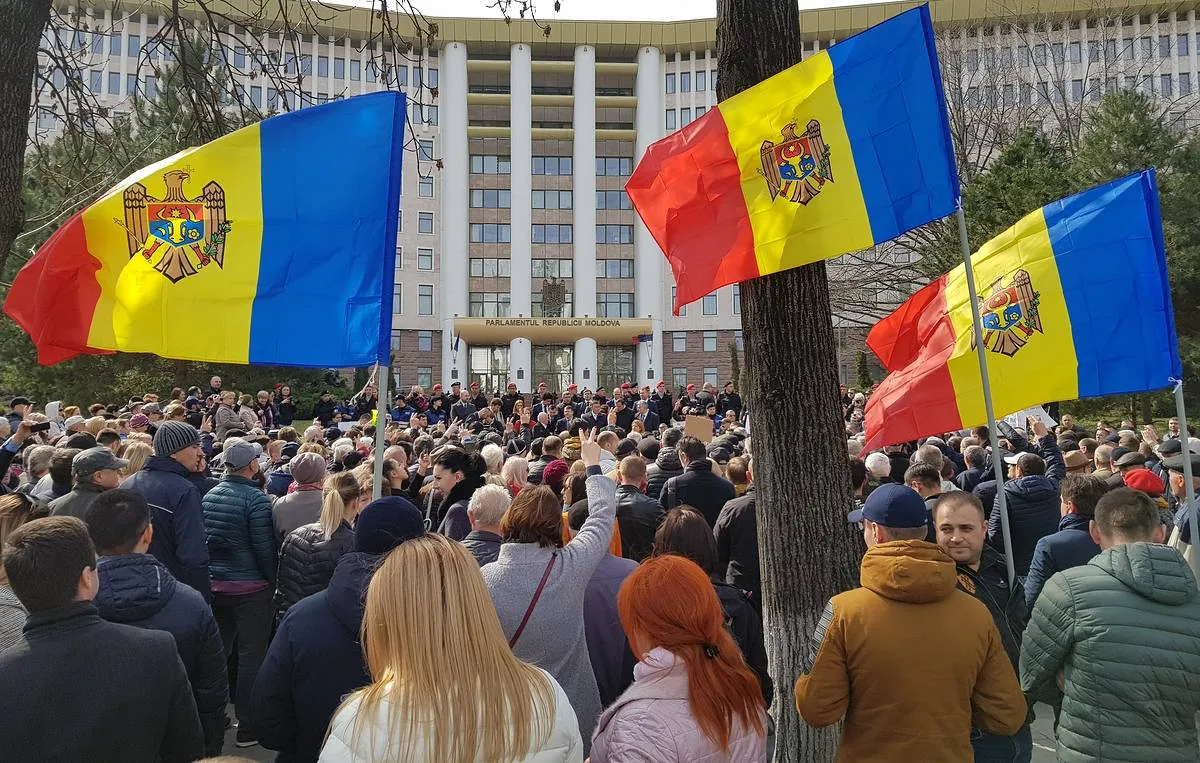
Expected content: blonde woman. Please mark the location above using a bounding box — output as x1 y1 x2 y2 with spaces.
119 441 153 481
320 534 582 762
272 472 362 624
502 456 530 496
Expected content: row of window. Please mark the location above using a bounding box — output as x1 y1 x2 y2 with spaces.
389 329 436 353
673 368 724 389
469 224 636 244
467 189 627 211
963 35 1194 70
466 292 636 318
966 72 1196 106
391 284 436 316
671 330 726 352
670 285 741 317
665 106 708 130
470 258 634 279
468 156 635 177
666 70 716 94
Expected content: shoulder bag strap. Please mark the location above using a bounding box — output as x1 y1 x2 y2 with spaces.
509 551 557 649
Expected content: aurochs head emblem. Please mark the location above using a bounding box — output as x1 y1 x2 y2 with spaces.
759 119 834 205
121 168 232 283
974 269 1043 357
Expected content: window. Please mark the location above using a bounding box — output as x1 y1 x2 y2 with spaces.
107 72 120 95
532 224 573 244
469 291 511 317
315 56 327 77
596 225 634 244
710 69 717 89
393 283 403 314
145 75 157 99
1160 35 1172 58
531 258 571 278
109 33 120 54
250 85 262 107
418 212 434 234
596 293 635 317
418 176 434 198
696 106 706 117
231 46 246 69
702 331 718 352
665 73 676 93
598 259 635 278
350 59 361 81
1052 42 1064 64
672 332 687 352
128 34 140 57
596 157 634 176
671 286 687 316
470 258 513 277
1071 79 1084 100
334 57 345 79
680 108 692 126
1033 44 1047 65
470 223 512 243
417 248 434 270
681 71 691 92
395 246 403 268
418 285 434 315
285 54 296 74
1068 41 1081 63
1181 72 1192 96
1161 73 1173 96
470 189 512 208
418 139 434 160
267 87 279 110
35 108 57 132
965 48 979 71
666 109 677 130
696 70 706 91
1180 34 1191 57
735 330 743 351
428 68 438 88
595 190 632 210
702 293 717 315
704 368 718 386
418 330 433 352
733 284 741 314
531 291 574 317
91 32 104 54
366 60 378 83
673 368 688 390
89 70 101 93
416 367 433 388
127 73 138 96
1141 36 1153 59
532 156 572 175
532 190 572 209
470 154 512 174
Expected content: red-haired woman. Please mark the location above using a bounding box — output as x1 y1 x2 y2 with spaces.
590 554 767 761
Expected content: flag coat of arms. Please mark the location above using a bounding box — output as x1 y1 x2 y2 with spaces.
626 5 957 313
864 170 1181 449
6 92 406 368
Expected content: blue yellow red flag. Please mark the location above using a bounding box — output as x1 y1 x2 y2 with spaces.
6 92 406 367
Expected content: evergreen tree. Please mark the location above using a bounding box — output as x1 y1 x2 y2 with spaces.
855 350 874 391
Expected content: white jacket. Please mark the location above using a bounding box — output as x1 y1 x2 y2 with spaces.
318 667 584 762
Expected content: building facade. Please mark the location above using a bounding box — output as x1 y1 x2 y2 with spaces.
34 0 1198 393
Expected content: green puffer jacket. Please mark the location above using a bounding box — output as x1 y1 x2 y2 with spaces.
1020 542 1200 762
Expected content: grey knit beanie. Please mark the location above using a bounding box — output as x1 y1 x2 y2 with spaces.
153 420 200 456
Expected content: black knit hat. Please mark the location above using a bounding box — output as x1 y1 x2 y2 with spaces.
355 496 425 554
153 421 200 456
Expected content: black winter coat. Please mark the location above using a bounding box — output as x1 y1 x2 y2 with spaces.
462 529 502 566
660 460 736 527
645 447 682 501
272 520 355 624
95 554 228 756
255 553 377 763
0 602 203 762
122 456 212 601
955 466 988 494
715 582 773 705
714 485 761 607
614 484 665 562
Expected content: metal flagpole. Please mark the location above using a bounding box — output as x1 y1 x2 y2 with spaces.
372 362 389 500
957 206 1018 587
1173 379 1198 577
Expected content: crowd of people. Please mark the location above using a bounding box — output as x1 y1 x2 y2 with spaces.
2 375 1200 762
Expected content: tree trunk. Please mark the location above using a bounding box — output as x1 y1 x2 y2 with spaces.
716 2 862 761
0 1 51 281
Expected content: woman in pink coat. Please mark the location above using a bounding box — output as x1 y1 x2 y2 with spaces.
590 554 767 762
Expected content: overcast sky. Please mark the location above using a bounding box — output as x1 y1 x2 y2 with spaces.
341 0 882 22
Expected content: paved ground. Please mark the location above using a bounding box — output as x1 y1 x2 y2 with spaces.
220 702 1063 760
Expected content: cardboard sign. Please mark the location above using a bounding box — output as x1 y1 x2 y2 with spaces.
684 415 715 443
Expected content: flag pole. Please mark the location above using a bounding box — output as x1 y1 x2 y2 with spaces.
1173 379 1198 578
372 362 389 500
956 206 1018 588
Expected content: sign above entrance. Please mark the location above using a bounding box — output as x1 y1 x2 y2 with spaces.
453 317 654 345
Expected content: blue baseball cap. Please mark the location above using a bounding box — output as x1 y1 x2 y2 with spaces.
847 483 929 529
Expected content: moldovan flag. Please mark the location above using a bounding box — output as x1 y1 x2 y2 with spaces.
6 92 406 367
626 5 956 313
864 170 1180 449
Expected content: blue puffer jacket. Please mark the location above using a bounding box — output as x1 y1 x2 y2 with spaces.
976 434 1066 577
1023 513 1100 609
201 474 276 583
94 553 228 756
122 456 212 601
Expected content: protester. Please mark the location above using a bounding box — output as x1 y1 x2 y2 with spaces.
1166 453 1200 558
30 447 77 502
431 447 488 540
48 446 127 519
482 428 613 748
796 484 1026 759
321 534 583 760
270 452 328 541
0 516 203 761
714 457 761 609
660 436 735 527
613 455 664 563
645 428 683 498
123 421 212 600
591 554 766 761
255 496 425 763
1023 474 1107 609
1021 487 1200 761
0 492 50 650
462 483 509 566
85 489 228 757
501 455 530 496
202 439 277 748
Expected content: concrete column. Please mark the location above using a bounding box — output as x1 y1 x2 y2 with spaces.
572 45 597 319
634 45 664 383
510 44 533 318
440 41 469 382
509 338 532 392
574 338 598 388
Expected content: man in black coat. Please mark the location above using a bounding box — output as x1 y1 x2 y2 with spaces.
715 466 761 609
0 516 203 762
717 381 743 420
614 456 665 562
500 383 524 419
634 400 660 432
450 389 477 423
85 490 228 757
611 396 635 434
956 445 989 493
660 436 736 527
651 382 673 422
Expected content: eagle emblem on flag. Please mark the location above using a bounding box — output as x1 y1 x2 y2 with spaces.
122 169 231 283
974 269 1043 357
759 119 833 205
